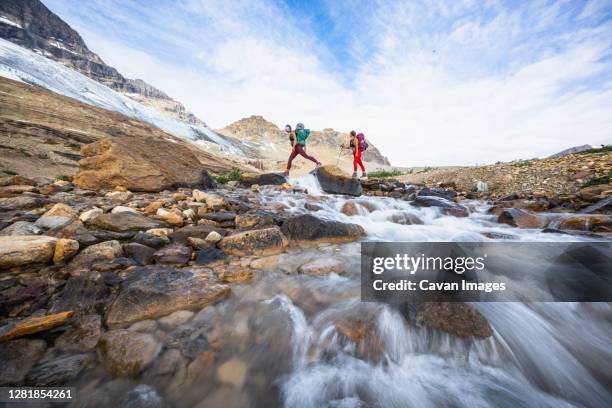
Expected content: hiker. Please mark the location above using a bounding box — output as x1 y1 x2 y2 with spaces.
284 123 321 177
348 130 367 178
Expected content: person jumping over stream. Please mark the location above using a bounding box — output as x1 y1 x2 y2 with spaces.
284 123 321 177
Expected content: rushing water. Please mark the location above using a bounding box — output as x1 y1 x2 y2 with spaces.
75 175 611 407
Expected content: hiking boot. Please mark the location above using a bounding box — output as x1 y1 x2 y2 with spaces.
283 170 289 177
315 162 322 168
361 172 367 178
352 172 358 178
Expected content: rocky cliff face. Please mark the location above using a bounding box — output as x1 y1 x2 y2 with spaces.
0 0 205 126
218 115 391 167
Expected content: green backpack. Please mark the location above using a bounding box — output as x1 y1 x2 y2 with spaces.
295 129 310 145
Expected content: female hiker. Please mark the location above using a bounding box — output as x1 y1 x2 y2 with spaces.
349 130 367 178
284 123 321 177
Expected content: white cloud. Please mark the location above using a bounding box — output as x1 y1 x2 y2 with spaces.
44 0 612 166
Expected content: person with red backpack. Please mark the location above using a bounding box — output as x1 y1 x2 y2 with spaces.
283 123 322 177
348 130 368 178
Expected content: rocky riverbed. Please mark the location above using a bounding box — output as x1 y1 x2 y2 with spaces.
0 166 611 407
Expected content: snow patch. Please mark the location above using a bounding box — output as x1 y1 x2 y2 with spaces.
0 38 246 157
0 16 22 29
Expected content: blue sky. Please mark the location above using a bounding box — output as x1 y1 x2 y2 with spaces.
43 0 612 166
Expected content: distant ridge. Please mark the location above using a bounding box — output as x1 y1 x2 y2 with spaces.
549 145 593 158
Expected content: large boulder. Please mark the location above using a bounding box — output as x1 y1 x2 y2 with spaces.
281 214 365 244
240 172 287 187
105 266 230 326
89 212 166 232
498 208 547 229
0 236 57 269
74 137 217 192
218 227 288 256
99 329 161 376
314 165 363 196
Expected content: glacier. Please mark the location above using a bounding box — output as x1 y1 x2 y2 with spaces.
0 38 245 157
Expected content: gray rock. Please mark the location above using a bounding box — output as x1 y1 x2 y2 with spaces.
239 172 287 187
105 266 230 327
0 221 42 236
0 196 46 210
412 196 469 217
25 354 92 386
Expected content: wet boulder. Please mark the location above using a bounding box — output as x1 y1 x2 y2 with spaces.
411 196 469 217
105 266 230 326
314 165 363 196
498 208 547 229
298 257 346 276
99 329 161 376
240 172 286 187
218 227 288 256
0 339 47 385
281 214 365 244
25 354 92 386
90 212 167 233
417 187 457 200
416 302 492 339
554 214 612 232
579 196 612 214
